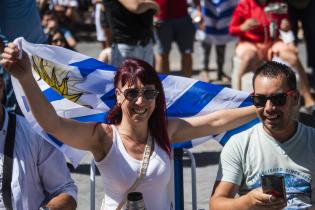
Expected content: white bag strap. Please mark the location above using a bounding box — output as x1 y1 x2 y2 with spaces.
115 135 153 210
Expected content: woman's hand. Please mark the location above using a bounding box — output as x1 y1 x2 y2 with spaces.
0 43 32 81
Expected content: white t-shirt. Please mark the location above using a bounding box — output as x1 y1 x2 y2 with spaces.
217 122 315 209
95 125 172 210
0 110 77 210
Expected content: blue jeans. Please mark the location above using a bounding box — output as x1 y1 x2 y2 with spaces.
111 41 154 67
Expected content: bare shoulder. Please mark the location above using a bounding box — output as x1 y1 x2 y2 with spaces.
100 123 113 133
95 123 113 144
91 123 114 161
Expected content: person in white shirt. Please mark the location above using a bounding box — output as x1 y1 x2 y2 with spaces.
0 75 77 210
210 61 315 210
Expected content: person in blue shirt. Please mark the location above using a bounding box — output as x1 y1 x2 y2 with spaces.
0 0 47 113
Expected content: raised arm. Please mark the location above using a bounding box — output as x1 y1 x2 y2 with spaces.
119 0 159 14
168 105 256 143
0 43 111 159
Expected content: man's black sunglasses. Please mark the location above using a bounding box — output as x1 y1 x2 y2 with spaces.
120 88 159 101
250 90 295 107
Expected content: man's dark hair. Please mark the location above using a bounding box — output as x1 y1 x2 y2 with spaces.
252 61 297 91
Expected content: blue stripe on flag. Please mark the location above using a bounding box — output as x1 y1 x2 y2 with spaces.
100 88 116 108
69 58 117 78
167 81 224 117
43 87 64 102
239 95 254 108
72 112 106 123
159 74 168 81
203 7 235 19
220 118 260 145
220 95 259 145
171 141 193 149
47 134 63 147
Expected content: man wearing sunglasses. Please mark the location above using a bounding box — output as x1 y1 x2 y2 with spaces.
210 61 315 210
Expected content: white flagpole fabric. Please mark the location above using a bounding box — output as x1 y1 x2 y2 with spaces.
11 37 259 167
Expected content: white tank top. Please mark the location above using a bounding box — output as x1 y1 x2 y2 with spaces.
95 125 172 210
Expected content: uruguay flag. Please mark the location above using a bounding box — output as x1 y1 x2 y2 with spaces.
11 37 258 167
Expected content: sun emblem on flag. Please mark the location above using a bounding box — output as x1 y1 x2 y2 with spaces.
31 55 83 102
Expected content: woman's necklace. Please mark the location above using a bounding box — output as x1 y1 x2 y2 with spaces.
120 133 147 145
118 131 150 159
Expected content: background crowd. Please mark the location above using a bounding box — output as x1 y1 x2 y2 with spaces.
1 0 315 114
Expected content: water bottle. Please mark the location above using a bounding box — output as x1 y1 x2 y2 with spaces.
269 20 277 40
126 192 146 210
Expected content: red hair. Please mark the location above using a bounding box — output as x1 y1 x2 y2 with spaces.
106 58 171 155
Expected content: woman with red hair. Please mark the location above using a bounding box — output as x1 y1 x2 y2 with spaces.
1 44 256 210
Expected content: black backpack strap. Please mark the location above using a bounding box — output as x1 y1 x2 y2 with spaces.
2 113 16 210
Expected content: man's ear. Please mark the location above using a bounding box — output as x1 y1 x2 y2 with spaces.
292 91 300 106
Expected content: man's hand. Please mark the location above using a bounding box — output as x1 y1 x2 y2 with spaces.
246 188 287 210
240 18 259 32
44 193 77 210
210 181 287 210
46 20 58 34
0 43 32 82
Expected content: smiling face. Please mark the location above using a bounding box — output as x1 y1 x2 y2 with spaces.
116 79 157 125
51 32 66 47
253 75 299 139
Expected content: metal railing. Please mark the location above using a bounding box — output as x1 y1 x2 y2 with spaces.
90 160 96 210
183 148 197 210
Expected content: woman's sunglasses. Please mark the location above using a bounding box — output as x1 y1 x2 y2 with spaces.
250 90 295 107
120 88 159 101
